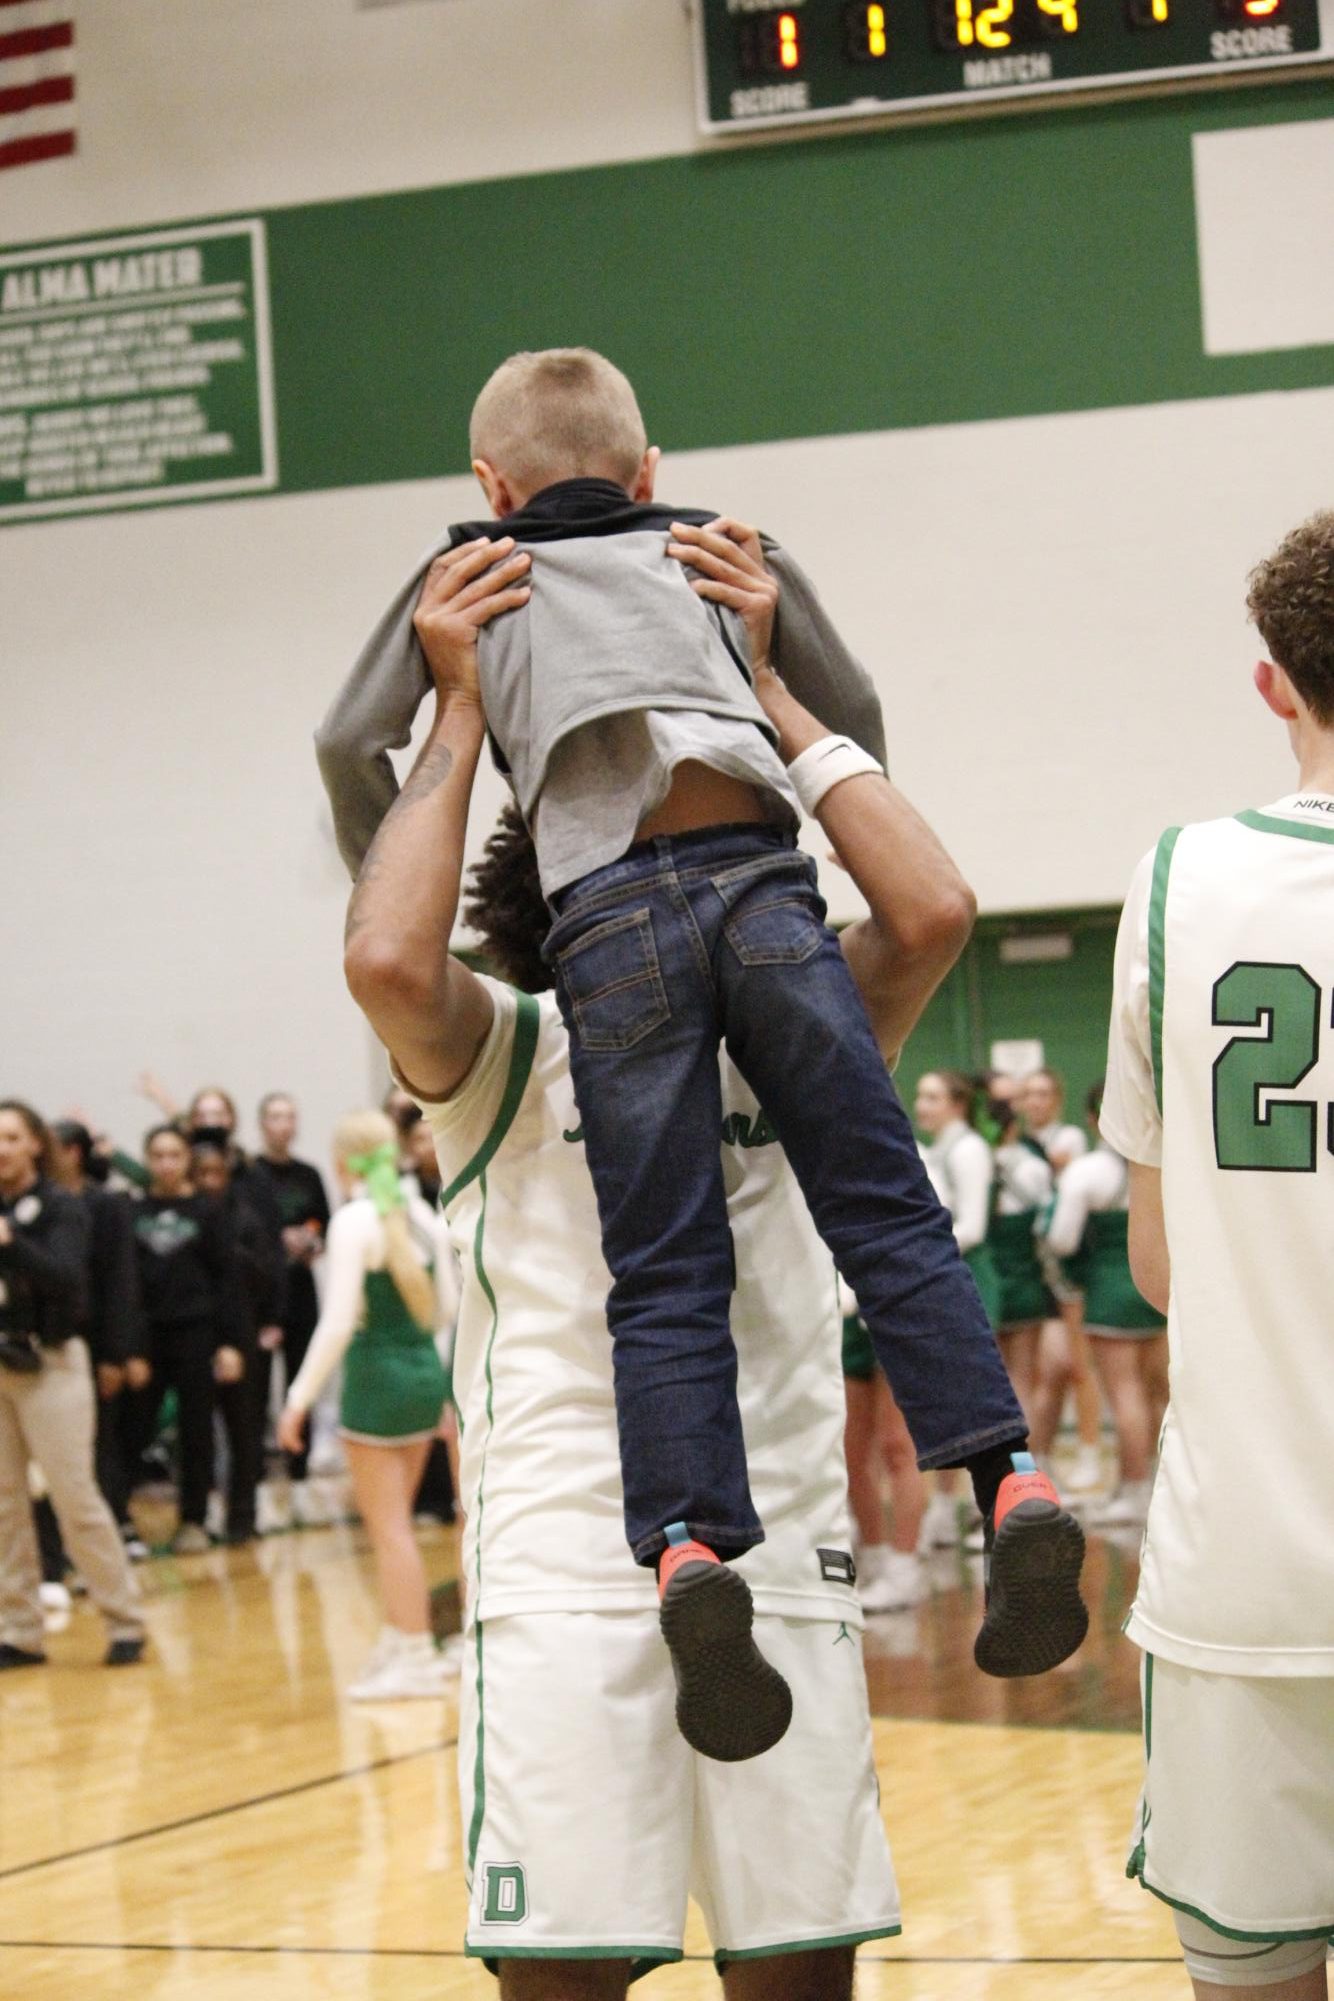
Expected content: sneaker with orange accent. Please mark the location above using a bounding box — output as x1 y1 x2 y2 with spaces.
974 1453 1088 1678
657 1527 793 1762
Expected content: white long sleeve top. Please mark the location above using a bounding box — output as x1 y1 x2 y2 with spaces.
284 1191 458 1417
1042 1143 1129 1259
922 1120 994 1254
994 1143 1053 1216
1030 1120 1089 1175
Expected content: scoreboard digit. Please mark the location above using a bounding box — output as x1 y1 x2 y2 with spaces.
696 0 1329 131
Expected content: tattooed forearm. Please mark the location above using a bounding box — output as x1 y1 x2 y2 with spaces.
343 739 457 948
399 737 456 804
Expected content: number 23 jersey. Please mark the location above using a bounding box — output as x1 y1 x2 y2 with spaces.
1103 794 1334 1676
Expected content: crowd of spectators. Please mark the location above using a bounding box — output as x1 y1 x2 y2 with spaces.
0 1084 456 1646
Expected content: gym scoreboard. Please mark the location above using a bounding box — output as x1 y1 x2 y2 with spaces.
694 0 1330 131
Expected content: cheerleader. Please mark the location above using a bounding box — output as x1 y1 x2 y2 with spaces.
1022 1067 1104 1493
1043 1082 1166 1526
279 1111 456 1700
913 1071 999 1546
984 1095 1054 1427
1018 1068 1088 1172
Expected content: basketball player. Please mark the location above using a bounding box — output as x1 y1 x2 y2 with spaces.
335 524 1076 1994
1103 509 1334 2001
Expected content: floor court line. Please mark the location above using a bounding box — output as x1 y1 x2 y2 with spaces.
0 1738 454 1884
0 1943 1182 1965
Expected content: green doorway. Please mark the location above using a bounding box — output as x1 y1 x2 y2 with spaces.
894 907 1121 1128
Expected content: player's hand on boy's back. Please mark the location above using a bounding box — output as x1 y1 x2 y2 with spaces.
668 518 778 675
412 536 531 707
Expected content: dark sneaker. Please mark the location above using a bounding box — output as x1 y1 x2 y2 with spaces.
0 1643 47 1670
105 1637 146 1667
658 1535 792 1762
974 1455 1088 1678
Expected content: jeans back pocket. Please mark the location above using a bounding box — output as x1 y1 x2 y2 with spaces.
555 906 671 1053
716 855 826 968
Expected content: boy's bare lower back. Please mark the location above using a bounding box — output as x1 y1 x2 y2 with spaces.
634 762 771 843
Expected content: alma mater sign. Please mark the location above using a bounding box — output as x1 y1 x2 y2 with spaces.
0 219 277 524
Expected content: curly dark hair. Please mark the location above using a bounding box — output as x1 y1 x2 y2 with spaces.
1247 510 1334 725
462 801 552 994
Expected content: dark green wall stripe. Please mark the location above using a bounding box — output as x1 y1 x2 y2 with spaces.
11 82 1333 510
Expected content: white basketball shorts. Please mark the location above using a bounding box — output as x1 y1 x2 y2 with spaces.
1128 1653 1334 1942
459 1609 900 1972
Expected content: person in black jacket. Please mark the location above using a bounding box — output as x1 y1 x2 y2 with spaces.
0 1101 145 1669
191 1143 279 1543
248 1092 331 1525
50 1122 150 1555
124 1125 250 1555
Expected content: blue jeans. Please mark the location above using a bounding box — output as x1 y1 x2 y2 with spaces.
544 825 1024 1566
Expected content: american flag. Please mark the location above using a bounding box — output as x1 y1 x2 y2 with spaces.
0 0 75 172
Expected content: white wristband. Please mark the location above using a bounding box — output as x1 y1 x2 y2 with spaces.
787 735 884 817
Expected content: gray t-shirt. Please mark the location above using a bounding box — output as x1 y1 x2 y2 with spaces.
535 707 799 896
316 523 885 886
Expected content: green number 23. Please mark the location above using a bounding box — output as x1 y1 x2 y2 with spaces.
1212 961 1321 1172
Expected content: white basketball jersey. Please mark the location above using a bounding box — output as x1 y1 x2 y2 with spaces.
410 976 858 1630
1103 794 1334 1675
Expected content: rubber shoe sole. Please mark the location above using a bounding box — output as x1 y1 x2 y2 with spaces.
659 1561 793 1762
974 1500 1088 1678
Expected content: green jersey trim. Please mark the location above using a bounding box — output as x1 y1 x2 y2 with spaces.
715 1923 903 1965
465 1944 684 1964
1132 1876 1334 1946
1235 808 1334 848
465 1169 502 1879
1148 828 1181 1115
440 989 541 1209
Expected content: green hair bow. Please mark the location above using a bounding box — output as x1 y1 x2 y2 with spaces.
347 1142 404 1217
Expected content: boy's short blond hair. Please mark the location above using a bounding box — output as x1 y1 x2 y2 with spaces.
469 348 647 497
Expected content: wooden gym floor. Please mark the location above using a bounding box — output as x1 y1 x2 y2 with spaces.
0 1505 1182 2000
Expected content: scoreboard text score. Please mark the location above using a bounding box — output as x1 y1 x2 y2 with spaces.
696 0 1329 130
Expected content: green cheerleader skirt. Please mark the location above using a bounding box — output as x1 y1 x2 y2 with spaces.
1079 1210 1166 1338
987 1210 1054 1328
338 1271 448 1442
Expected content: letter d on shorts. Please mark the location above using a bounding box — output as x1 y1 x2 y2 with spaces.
482 1863 528 1924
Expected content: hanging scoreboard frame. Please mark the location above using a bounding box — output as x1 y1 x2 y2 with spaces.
693 0 1332 132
